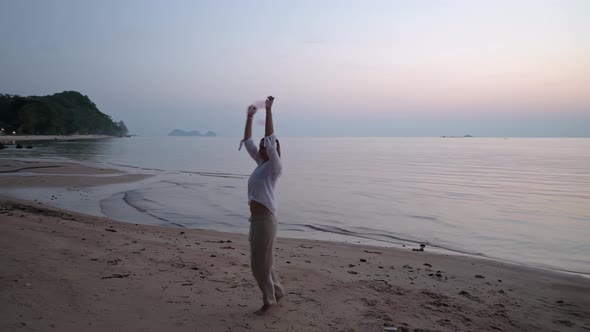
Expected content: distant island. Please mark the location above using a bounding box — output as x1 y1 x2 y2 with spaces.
168 129 216 137
0 91 128 137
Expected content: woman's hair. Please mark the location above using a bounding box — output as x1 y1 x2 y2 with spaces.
260 138 281 158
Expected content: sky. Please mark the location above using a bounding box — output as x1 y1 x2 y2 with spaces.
1 0 589 137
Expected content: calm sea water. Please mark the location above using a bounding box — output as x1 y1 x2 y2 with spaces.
2 137 589 274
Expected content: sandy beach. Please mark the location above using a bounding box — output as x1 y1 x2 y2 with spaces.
0 159 589 332
0 135 116 143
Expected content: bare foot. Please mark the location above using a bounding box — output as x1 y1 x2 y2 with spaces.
276 293 285 302
254 304 276 315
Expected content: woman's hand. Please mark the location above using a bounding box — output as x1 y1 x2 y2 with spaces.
265 96 274 111
247 105 257 117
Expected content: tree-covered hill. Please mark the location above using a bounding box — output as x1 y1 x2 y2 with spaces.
0 91 128 136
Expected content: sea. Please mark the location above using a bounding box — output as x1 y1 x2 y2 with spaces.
1 136 589 275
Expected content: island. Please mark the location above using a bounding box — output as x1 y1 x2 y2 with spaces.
168 129 216 137
441 135 474 138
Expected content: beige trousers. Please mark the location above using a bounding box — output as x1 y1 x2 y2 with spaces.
249 215 285 305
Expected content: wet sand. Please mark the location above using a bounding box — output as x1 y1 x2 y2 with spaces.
0 159 149 187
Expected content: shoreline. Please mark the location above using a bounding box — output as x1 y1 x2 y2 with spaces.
0 134 117 143
0 158 588 277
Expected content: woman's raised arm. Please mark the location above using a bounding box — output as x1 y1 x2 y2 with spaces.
243 105 257 141
264 96 274 137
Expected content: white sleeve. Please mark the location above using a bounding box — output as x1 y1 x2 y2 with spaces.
241 138 263 165
263 133 282 176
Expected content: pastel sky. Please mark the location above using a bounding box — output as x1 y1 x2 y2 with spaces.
1 0 589 136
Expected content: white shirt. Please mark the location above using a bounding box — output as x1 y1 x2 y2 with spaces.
240 134 282 215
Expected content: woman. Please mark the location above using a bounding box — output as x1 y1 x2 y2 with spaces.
239 96 284 314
